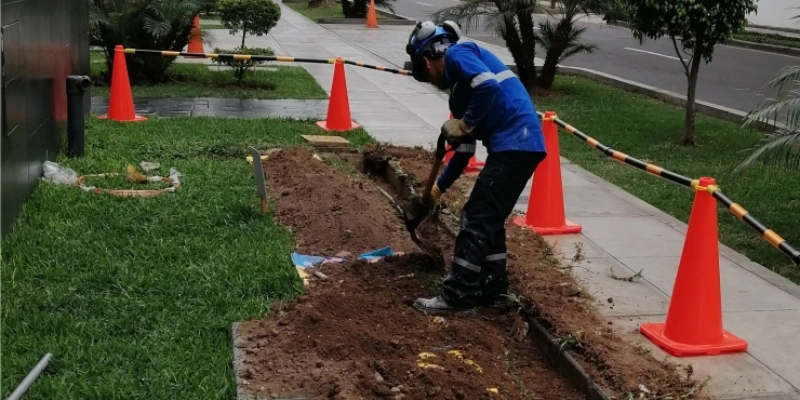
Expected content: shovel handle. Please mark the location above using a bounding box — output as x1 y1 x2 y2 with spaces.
422 133 448 203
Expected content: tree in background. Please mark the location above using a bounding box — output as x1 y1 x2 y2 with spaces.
627 0 757 146
738 67 800 171
215 0 281 85
432 0 600 91
535 0 598 89
90 0 207 84
432 0 541 90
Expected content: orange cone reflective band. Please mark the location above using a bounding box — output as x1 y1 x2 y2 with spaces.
513 111 580 235
366 0 378 28
640 177 748 356
317 58 359 131
187 15 205 56
99 45 146 122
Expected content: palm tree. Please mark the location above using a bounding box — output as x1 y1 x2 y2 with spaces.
431 0 541 90
431 0 598 91
738 65 800 171
535 0 598 89
90 0 210 84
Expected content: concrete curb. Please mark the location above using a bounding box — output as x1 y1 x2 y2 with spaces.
726 39 800 57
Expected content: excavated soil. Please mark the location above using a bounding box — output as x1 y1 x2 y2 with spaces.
237 255 581 400
263 147 417 257
369 144 710 400
239 147 582 399
241 144 707 400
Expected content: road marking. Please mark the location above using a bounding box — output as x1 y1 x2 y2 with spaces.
623 47 681 61
416 1 432 6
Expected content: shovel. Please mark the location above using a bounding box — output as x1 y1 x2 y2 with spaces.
397 133 451 267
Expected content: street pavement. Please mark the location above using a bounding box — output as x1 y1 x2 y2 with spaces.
388 0 800 113
206 4 800 399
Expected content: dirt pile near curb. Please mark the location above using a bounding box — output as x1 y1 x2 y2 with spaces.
376 144 709 399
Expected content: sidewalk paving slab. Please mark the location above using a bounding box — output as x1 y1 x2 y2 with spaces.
255 4 800 399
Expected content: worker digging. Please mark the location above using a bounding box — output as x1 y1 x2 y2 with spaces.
405 20 549 316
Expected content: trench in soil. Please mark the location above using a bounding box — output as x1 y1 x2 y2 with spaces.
234 145 708 400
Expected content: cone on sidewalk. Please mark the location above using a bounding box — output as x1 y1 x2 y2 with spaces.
442 113 485 173
639 177 748 357
513 111 580 235
317 57 359 131
97 45 146 122
366 0 379 28
187 15 205 56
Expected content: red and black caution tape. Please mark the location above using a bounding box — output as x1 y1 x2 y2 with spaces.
122 48 412 76
542 112 800 267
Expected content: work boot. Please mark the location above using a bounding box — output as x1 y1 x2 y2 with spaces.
413 295 476 316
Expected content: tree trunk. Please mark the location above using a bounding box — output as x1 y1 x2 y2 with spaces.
241 30 247 48
681 48 702 147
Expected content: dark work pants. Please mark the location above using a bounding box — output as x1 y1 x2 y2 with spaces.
442 150 547 307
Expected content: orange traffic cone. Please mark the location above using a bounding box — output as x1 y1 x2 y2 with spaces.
442 113 485 173
187 15 205 56
513 111 579 235
366 0 379 28
317 57 359 131
640 177 748 357
98 45 146 122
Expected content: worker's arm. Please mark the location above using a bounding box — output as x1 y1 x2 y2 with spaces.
435 137 476 193
445 45 500 130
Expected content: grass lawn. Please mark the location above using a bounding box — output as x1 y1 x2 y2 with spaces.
0 117 372 399
199 17 225 29
286 2 386 21
90 51 327 99
533 76 800 284
733 31 800 49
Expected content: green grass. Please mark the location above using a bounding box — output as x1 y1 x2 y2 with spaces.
0 117 373 399
533 76 800 284
199 18 225 29
286 2 386 21
733 31 800 49
90 52 327 99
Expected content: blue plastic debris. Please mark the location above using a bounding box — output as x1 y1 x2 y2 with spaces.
358 246 396 262
291 252 346 269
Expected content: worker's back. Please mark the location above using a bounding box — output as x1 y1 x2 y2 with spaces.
444 41 546 154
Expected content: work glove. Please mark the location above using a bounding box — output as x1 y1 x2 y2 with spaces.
441 118 472 147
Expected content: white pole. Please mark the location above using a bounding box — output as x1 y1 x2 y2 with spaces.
5 353 52 400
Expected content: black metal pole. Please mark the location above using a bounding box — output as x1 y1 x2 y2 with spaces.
66 75 91 158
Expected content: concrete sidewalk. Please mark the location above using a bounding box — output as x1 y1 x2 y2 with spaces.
216 5 800 399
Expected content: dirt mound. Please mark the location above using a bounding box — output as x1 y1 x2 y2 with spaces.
236 255 582 400
505 226 703 399
264 147 416 256
374 144 708 399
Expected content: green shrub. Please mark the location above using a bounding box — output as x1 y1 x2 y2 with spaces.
211 46 276 86
90 0 206 84
217 0 281 48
